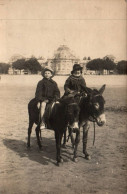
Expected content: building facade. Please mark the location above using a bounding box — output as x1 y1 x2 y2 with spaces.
47 45 80 75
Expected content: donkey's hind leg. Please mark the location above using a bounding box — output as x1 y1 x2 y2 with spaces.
27 120 34 148
35 124 42 149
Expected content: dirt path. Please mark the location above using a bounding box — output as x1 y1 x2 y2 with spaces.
0 83 127 194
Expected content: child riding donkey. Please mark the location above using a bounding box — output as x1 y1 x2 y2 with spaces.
35 67 60 130
61 64 87 104
35 64 86 130
60 64 88 145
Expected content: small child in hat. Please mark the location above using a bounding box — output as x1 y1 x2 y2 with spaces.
60 64 87 104
35 66 60 129
64 64 86 96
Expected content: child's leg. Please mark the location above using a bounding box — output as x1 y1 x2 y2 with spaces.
40 101 47 121
40 102 47 129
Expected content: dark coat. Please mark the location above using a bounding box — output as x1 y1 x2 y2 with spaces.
64 75 86 95
35 78 60 102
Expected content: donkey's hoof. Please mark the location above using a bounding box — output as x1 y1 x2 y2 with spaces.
39 145 43 150
56 161 63 167
73 157 78 163
60 158 64 163
56 162 60 167
85 154 91 160
56 157 63 166
27 143 30 148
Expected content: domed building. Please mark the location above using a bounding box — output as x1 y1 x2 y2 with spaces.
47 45 80 75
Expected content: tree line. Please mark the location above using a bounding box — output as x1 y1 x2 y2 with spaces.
0 63 10 74
0 57 43 74
12 57 42 74
0 56 127 74
86 58 127 74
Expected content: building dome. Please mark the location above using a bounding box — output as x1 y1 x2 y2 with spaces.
54 45 76 59
47 45 80 75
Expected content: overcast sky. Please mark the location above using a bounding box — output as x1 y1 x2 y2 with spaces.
0 0 126 62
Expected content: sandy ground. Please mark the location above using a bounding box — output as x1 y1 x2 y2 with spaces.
0 75 127 194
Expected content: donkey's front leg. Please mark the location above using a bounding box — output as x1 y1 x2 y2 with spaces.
83 121 91 160
55 131 63 166
62 130 67 148
35 124 42 149
27 121 34 148
73 129 80 162
68 126 75 148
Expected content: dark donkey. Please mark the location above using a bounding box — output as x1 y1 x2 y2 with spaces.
63 84 106 162
27 99 80 165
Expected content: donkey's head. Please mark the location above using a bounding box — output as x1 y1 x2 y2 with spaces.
66 103 80 130
81 85 106 126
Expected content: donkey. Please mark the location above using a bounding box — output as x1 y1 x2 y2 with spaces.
27 99 80 166
63 84 106 162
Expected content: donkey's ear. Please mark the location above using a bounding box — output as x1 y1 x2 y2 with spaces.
84 87 92 94
99 84 106 95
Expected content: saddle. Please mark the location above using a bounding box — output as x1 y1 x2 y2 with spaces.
43 101 59 129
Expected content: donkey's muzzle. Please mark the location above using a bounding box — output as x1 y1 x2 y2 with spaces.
70 122 79 132
96 113 106 126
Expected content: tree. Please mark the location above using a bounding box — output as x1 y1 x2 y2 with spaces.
103 58 116 71
0 63 10 74
12 57 43 74
117 60 127 74
12 58 26 74
25 57 42 74
86 58 104 71
86 58 116 74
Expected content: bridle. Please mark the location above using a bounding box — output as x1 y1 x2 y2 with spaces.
65 91 104 145
75 91 103 145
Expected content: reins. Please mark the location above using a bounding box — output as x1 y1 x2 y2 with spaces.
88 116 96 146
93 121 96 146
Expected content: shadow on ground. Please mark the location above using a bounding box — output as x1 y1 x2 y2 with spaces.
3 137 74 166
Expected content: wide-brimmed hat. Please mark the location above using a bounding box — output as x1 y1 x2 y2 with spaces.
41 66 54 77
71 64 83 74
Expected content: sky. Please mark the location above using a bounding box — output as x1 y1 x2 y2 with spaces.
0 0 126 62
